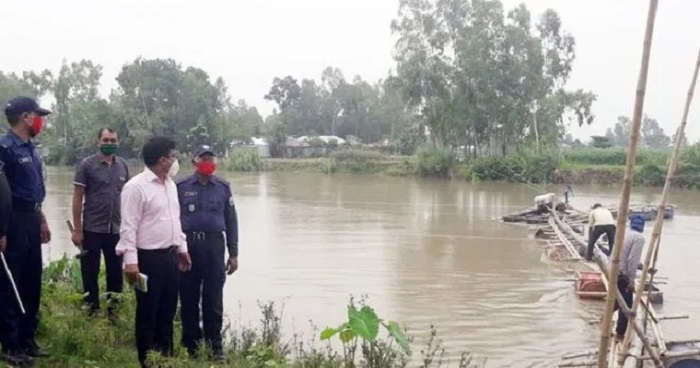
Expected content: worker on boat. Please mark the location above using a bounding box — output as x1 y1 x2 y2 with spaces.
563 185 574 204
534 193 557 214
586 203 616 260
614 214 646 342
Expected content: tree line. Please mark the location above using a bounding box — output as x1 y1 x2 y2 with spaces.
1 0 603 165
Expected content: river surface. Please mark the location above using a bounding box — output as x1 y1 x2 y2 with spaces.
40 167 700 367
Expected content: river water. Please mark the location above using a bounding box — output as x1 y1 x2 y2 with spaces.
40 167 700 367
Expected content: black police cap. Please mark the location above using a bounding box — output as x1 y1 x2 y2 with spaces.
4 96 51 117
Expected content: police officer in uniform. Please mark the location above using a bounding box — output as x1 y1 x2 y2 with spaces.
0 96 52 366
177 145 238 361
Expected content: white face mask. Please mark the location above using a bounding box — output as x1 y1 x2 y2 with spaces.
168 158 180 178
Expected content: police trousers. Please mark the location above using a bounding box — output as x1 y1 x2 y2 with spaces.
135 246 179 368
80 231 123 314
180 232 226 353
0 210 42 353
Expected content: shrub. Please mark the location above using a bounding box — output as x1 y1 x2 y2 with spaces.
330 149 385 163
226 149 262 172
415 147 458 178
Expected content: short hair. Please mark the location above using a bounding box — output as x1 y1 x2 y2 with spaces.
97 127 117 139
142 136 176 167
6 114 21 126
592 203 602 209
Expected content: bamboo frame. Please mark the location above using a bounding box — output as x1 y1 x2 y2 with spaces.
593 258 663 367
597 1 659 367
619 48 700 361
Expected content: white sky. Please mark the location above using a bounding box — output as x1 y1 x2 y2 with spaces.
1 0 699 143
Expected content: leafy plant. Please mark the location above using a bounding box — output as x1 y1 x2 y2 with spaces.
320 303 411 366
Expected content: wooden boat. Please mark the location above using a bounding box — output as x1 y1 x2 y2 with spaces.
502 207 551 224
503 204 587 225
607 203 675 221
628 204 675 221
574 270 663 304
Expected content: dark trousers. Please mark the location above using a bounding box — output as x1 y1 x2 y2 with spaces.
587 224 616 260
180 233 226 353
81 231 123 314
0 211 42 353
135 247 179 367
614 275 634 336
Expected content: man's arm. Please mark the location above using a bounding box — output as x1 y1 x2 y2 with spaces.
0 169 11 239
627 236 646 285
170 181 188 255
72 186 85 231
72 160 88 231
588 211 594 227
116 183 143 266
223 186 239 258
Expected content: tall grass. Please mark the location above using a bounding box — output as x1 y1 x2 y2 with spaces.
562 147 671 166
226 148 262 172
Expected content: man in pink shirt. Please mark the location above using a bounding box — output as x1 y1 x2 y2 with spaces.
115 136 191 368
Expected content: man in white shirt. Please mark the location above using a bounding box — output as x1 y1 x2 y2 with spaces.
115 136 191 368
586 203 617 261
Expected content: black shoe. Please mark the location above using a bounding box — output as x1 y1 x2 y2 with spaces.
212 349 226 362
2 351 33 367
22 343 49 358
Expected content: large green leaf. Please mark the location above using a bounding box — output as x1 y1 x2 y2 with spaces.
339 329 356 343
320 322 348 340
385 321 411 355
348 305 380 341
320 327 338 340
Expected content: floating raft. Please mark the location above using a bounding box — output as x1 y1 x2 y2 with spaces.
607 203 676 222
534 209 664 305
503 205 588 224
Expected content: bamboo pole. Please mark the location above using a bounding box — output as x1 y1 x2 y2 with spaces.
619 48 700 361
594 258 664 367
597 1 659 367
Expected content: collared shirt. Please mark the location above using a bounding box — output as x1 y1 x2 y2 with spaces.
74 152 131 234
115 168 187 266
620 229 645 284
177 174 239 257
0 130 45 203
589 208 616 227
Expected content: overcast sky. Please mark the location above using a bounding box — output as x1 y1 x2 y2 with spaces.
1 0 699 142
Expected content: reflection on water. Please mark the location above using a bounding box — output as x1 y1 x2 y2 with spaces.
42 167 700 367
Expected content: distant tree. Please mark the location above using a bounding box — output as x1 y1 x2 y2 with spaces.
590 135 613 148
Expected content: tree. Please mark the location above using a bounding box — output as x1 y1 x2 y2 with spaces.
641 115 670 148
390 0 596 154
591 135 612 148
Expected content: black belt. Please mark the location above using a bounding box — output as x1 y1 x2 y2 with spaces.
137 245 178 254
186 231 224 241
12 200 41 213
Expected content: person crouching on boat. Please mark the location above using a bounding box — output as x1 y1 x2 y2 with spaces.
586 203 616 260
614 215 646 342
534 193 557 215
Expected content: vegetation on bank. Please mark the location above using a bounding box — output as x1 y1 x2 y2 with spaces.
224 144 700 189
35 257 482 368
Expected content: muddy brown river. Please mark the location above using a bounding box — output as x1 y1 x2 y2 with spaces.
41 167 700 367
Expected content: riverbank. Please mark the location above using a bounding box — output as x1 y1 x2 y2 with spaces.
32 257 481 368
224 146 700 189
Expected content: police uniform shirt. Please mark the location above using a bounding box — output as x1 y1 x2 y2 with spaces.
177 175 238 257
0 130 45 204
